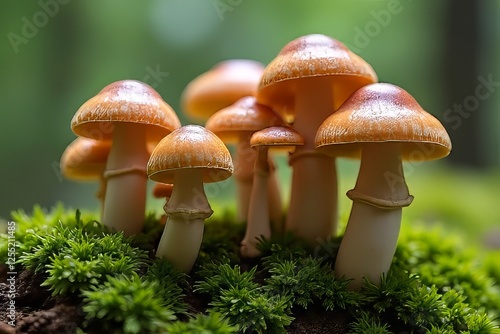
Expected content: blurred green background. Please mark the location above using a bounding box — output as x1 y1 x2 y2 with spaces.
0 0 499 245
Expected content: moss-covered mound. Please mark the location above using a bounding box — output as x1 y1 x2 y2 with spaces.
0 204 499 333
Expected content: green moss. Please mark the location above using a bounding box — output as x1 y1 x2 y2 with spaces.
1 204 499 333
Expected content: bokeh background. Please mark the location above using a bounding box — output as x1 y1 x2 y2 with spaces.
0 0 499 245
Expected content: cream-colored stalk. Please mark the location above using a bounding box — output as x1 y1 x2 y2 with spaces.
155 169 213 273
287 78 337 244
334 143 413 289
103 123 150 236
240 146 272 257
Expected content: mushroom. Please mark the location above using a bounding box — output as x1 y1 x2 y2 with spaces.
315 83 452 288
181 59 264 122
71 80 181 236
205 96 285 226
147 125 233 273
152 183 174 201
241 126 304 258
257 34 378 245
60 137 111 216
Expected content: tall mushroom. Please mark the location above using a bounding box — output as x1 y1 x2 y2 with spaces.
241 126 304 258
181 59 264 122
147 125 233 273
257 34 378 245
315 83 452 288
60 137 111 216
205 96 285 226
71 80 181 236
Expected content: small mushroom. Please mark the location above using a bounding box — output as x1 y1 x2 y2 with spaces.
315 83 452 288
205 96 285 226
60 137 111 216
147 125 233 273
257 34 378 245
241 126 304 258
152 183 174 201
181 59 264 122
71 80 181 236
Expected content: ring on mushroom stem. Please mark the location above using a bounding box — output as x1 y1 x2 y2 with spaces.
315 82 452 289
71 80 181 236
147 125 233 273
257 34 378 245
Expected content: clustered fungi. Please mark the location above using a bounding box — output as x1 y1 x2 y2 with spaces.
62 34 451 285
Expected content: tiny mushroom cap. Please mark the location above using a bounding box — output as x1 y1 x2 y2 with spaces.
60 137 111 181
147 125 234 183
315 83 452 159
257 34 378 120
250 126 304 149
153 183 174 199
181 59 265 121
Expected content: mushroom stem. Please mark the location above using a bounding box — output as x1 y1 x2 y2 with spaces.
334 143 412 289
241 147 271 257
155 169 213 273
267 156 283 233
96 174 107 219
286 77 338 244
233 135 256 222
102 123 149 236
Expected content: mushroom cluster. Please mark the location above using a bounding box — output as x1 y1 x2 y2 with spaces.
64 34 451 283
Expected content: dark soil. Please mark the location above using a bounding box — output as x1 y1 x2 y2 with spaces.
0 265 349 334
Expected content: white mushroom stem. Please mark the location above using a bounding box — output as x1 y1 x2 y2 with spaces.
102 123 149 236
287 77 338 244
334 143 413 289
267 156 283 233
95 175 107 220
234 134 282 226
241 147 272 257
155 169 213 273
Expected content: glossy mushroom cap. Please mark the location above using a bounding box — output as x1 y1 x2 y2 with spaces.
205 96 286 143
60 137 111 180
152 183 174 199
250 126 304 148
71 80 181 142
315 83 452 160
181 60 265 121
147 125 234 183
257 34 378 119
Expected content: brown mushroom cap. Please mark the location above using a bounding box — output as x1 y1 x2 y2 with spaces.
181 60 265 121
315 83 452 161
152 183 174 199
147 125 234 183
71 80 181 142
250 126 304 149
205 96 286 143
60 137 111 180
257 34 378 119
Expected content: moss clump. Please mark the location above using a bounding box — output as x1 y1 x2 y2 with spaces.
0 204 499 333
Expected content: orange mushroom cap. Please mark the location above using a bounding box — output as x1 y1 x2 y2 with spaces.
60 137 111 181
315 83 452 161
250 126 304 150
205 96 286 143
152 183 174 199
147 125 234 184
257 34 378 120
71 80 181 142
181 60 265 121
